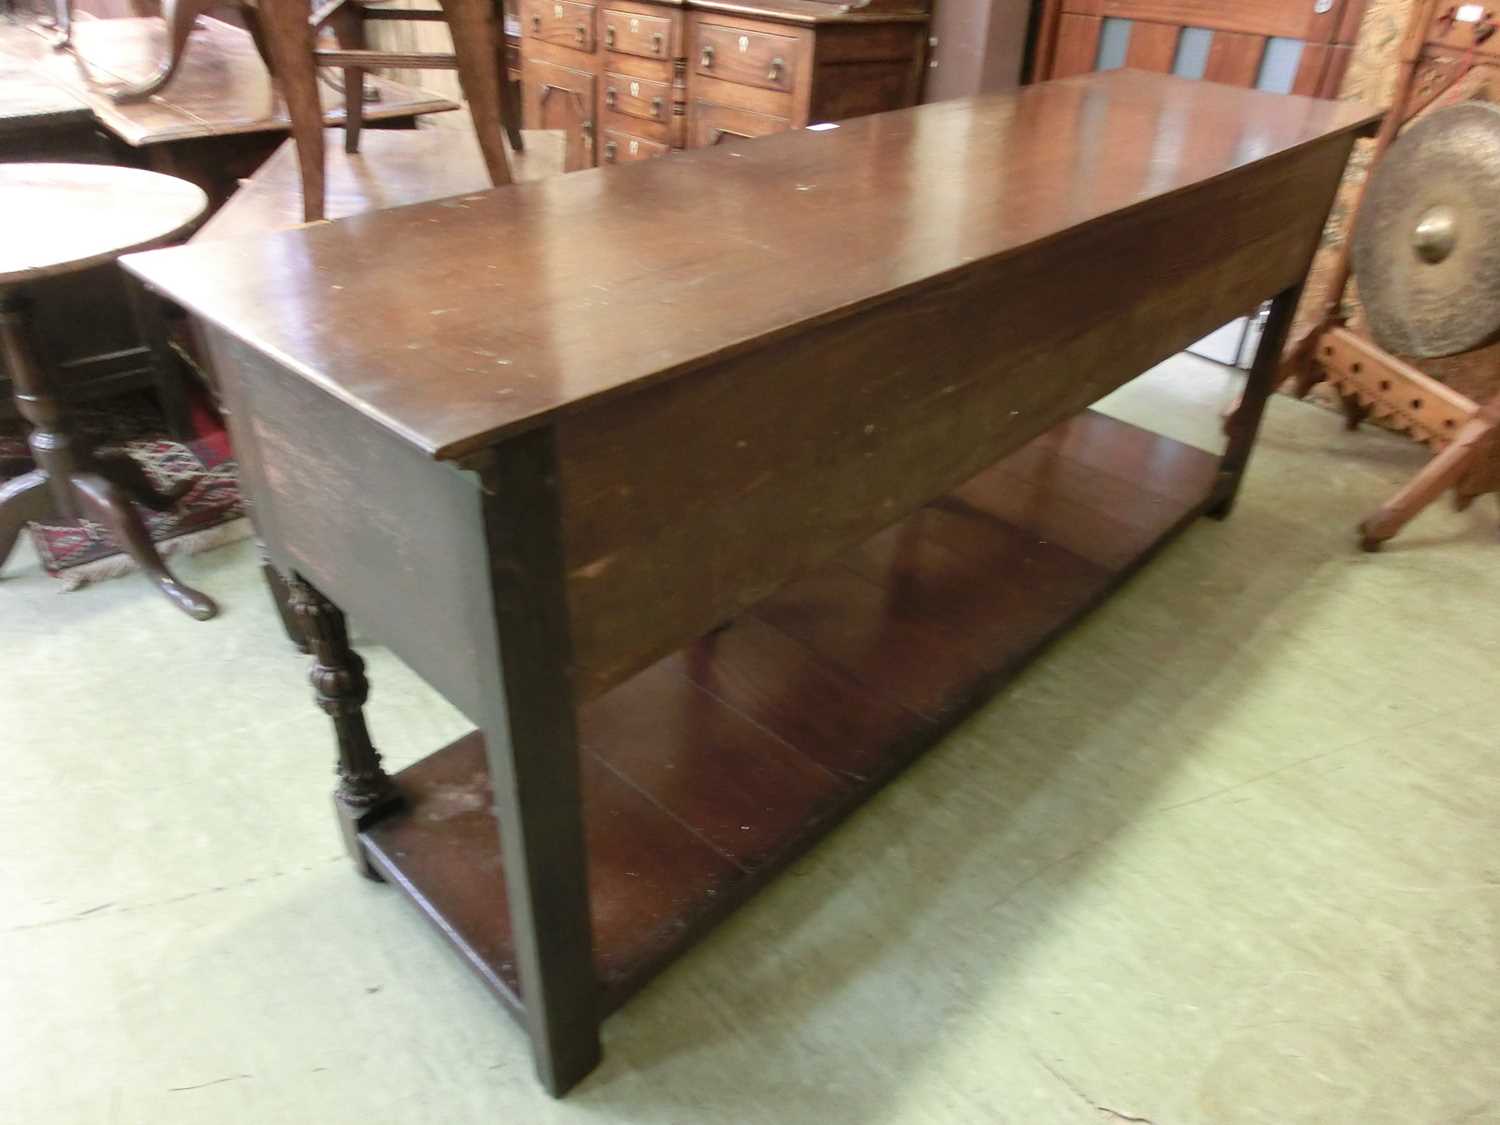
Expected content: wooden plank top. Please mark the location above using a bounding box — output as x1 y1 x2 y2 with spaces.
195 127 568 243
0 30 90 136
10 16 455 147
125 70 1380 460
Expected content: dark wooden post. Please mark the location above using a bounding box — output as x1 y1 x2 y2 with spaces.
287 573 401 878
470 426 600 1096
1207 284 1302 519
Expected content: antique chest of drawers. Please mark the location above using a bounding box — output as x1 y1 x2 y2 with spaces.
520 0 929 167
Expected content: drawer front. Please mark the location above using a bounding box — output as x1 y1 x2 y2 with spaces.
688 99 789 148
524 56 598 167
602 8 674 61
601 129 669 164
524 0 597 53
694 22 799 93
603 71 671 126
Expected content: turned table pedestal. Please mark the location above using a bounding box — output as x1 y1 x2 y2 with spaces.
0 163 216 618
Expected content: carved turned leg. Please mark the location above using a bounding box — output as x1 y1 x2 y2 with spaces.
1207 284 1302 520
286 573 400 878
261 547 308 652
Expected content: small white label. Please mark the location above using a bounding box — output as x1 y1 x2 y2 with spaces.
1313 0 1333 12
805 122 839 131
738 35 749 52
630 17 638 31
630 80 639 97
552 3 562 17
629 140 640 155
1457 3 1485 20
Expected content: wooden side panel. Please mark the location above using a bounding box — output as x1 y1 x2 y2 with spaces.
1125 22 1182 72
1292 42 1331 97
1049 13 1102 79
1079 0 1338 41
1204 30 1265 86
203 328 497 725
556 136 1356 700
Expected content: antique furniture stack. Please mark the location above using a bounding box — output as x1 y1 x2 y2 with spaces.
0 163 216 618
128 72 1378 1094
1287 0 1500 548
0 16 452 434
519 0 929 167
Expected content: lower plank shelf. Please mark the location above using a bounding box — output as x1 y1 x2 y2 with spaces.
360 409 1221 1018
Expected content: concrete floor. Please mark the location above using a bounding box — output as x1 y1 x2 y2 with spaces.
3 356 1498 1124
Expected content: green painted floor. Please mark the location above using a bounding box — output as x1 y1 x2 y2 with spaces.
3 357 1498 1124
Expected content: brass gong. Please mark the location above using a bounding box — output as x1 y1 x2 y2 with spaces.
1351 101 1500 359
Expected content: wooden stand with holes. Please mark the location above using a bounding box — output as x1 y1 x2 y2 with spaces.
1287 0 1500 549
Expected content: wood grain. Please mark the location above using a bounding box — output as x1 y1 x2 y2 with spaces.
0 163 205 283
124 72 1380 463
556 131 1356 698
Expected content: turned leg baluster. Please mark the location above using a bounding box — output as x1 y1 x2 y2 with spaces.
286 573 400 877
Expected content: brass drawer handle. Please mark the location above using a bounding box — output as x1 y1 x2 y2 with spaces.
574 22 587 42
604 140 617 162
700 43 714 68
605 87 616 108
767 56 784 82
652 30 664 53
530 13 540 31
651 95 663 118
605 24 616 46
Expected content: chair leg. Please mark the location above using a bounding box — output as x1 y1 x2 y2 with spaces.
328 3 367 154
502 74 525 152
258 0 329 222
108 0 209 102
442 0 513 187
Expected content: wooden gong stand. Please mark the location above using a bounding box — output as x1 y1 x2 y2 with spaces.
1287 0 1500 549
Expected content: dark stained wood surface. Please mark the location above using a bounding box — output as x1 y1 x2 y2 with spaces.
125 70 1380 461
195 127 569 242
362 409 1221 1013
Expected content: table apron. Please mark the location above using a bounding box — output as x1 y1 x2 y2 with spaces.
556 133 1354 699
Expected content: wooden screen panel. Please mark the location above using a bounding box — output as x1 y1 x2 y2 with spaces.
1074 1 1341 42
1125 21 1181 71
1035 0 1368 87
1050 13 1103 79
1204 30 1266 86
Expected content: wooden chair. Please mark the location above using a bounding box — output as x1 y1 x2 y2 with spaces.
54 0 523 222
254 0 518 221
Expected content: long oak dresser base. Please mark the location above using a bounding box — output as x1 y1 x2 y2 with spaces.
125 73 1380 1095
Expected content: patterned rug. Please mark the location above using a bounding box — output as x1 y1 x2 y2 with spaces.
0 393 249 588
